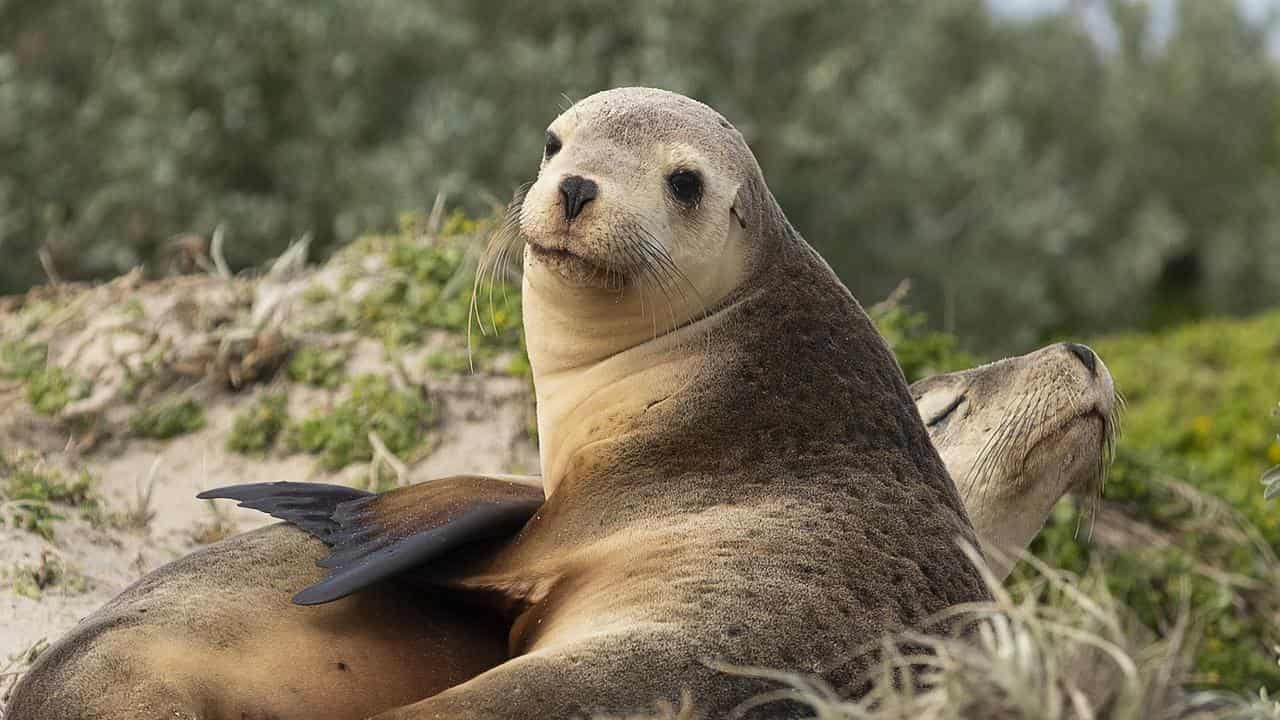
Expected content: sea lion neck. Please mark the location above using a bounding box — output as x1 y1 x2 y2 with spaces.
522 256 732 498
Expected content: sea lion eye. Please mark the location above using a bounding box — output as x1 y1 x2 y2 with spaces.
667 169 702 205
544 132 562 159
927 394 966 428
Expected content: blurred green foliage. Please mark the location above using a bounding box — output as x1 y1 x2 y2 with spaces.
1025 309 1280 690
1 454 98 541
4 1 1280 349
0 340 47 380
286 347 347 389
869 287 981 382
0 340 92 415
226 393 289 456
287 374 432 470
129 398 206 439
343 212 522 354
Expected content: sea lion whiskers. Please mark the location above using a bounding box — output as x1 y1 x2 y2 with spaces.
469 182 528 344
967 394 1034 511
630 223 716 350
976 388 1053 510
1078 388 1123 540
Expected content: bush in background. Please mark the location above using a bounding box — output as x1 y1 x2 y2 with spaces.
4 1 1280 350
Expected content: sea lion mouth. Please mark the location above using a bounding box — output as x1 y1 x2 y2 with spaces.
526 238 626 288
1019 405 1117 498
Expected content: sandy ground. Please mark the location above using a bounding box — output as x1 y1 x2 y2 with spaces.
0 371 537 706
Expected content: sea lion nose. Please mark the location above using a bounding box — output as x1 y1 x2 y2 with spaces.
559 175 598 221
1064 342 1098 377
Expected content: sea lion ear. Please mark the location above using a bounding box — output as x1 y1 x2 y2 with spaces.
730 185 747 229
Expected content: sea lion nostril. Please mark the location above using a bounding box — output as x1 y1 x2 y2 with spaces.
1065 342 1097 376
559 175 598 221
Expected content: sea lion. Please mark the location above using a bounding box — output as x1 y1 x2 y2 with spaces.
7 344 1116 720
275 86 989 719
912 341 1118 579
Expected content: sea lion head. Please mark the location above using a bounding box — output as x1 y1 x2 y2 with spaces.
505 87 781 373
912 342 1120 578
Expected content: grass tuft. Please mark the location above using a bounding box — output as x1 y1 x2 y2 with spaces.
286 347 347 388
226 393 289 455
8 552 90 599
130 398 206 439
0 455 99 541
287 375 433 470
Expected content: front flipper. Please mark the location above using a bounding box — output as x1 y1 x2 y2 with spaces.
196 482 372 543
199 475 545 606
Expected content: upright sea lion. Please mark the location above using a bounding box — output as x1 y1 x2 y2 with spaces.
284 86 989 719
8 345 1116 720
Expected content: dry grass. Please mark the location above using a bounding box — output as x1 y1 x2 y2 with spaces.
614 543 1280 720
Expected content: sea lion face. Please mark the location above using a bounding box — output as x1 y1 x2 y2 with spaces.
912 342 1120 578
518 88 749 320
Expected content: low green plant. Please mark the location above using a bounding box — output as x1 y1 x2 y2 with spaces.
286 347 347 388
288 375 433 470
1262 403 1280 501
0 456 98 541
226 393 290 455
130 398 206 439
870 286 979 382
1025 309 1280 690
424 349 472 375
1 340 93 414
9 552 90 599
344 213 523 357
25 366 91 415
0 340 48 380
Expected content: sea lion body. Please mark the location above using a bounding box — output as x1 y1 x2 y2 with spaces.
6 524 507 720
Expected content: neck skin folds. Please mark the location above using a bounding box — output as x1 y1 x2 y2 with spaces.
521 247 737 498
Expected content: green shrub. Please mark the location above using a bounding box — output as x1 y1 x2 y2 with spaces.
871 290 979 382
0 456 98 541
226 394 289 455
130 399 206 439
0 341 48 380
286 347 347 388
4 335 92 416
288 375 432 470
26 367 91 415
1024 309 1280 690
347 214 522 355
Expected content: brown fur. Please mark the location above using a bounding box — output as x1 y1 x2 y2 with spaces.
7 525 508 720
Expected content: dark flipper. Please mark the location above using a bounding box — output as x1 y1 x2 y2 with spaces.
199 476 544 606
197 482 372 544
